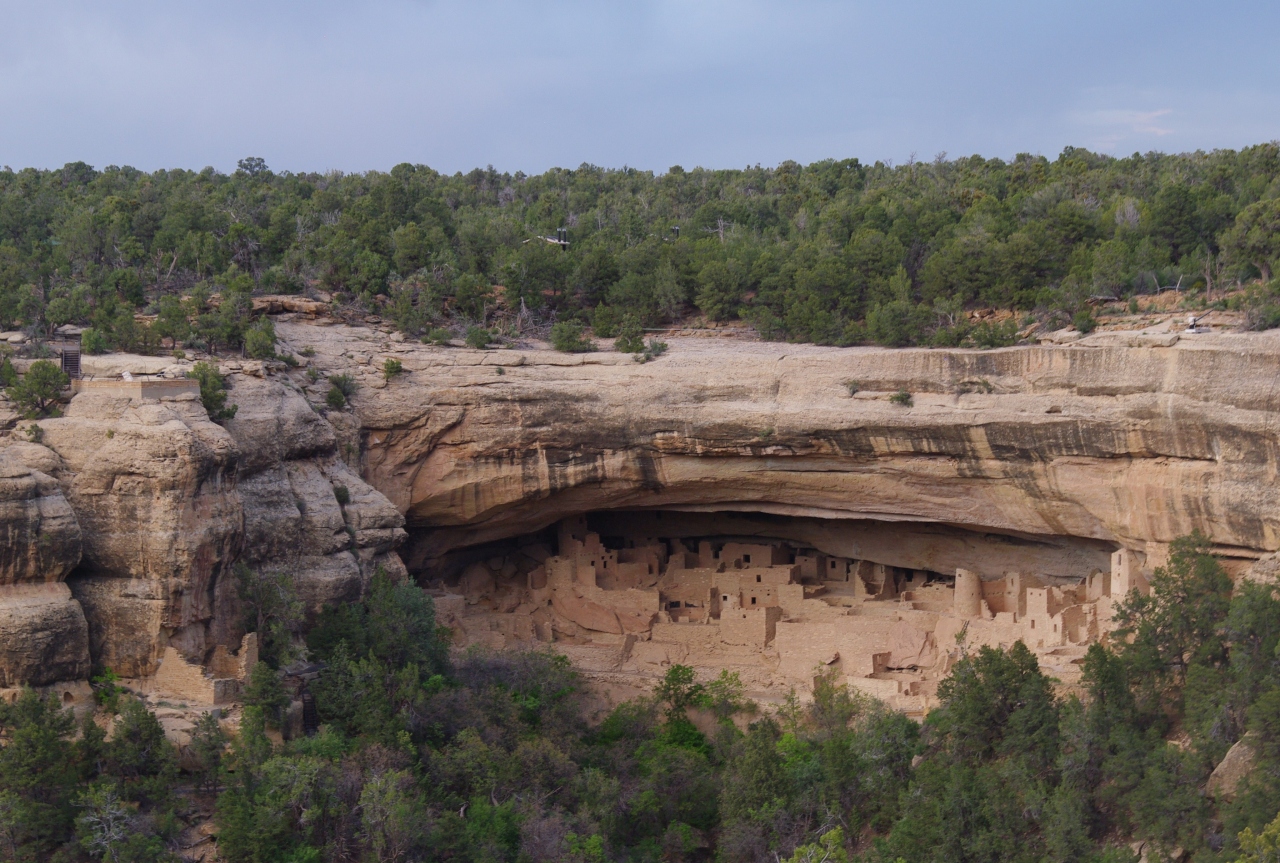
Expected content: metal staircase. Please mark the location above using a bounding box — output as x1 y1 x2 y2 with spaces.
60 346 81 379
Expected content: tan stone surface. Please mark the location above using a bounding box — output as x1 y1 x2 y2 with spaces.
0 584 90 686
1208 735 1259 800
0 448 90 684
5 313 1280 705
32 393 242 676
223 374 408 623
0 352 408 687
273 322 1280 570
0 449 82 585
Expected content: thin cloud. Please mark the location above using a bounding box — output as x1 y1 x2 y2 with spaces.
1087 108 1174 135
1070 107 1175 153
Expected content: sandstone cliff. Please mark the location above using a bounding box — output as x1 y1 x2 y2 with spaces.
274 322 1280 574
5 315 1280 693
0 361 408 686
0 447 88 685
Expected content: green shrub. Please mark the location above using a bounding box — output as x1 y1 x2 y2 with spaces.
1072 309 1097 334
615 313 645 353
80 327 109 355
423 327 453 346
187 361 237 420
967 319 1019 348
244 318 276 359
464 326 494 349
242 662 290 728
382 357 403 381
0 352 16 388
551 320 594 353
592 305 622 338
91 667 123 714
1241 280 1280 331
102 698 178 806
327 373 357 398
889 390 913 407
867 299 928 347
632 337 669 363
299 345 316 357
326 386 347 409
642 337 668 360
333 485 350 506
6 359 70 418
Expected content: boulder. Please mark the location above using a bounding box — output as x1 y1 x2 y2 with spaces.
0 584 90 686
1207 735 1258 801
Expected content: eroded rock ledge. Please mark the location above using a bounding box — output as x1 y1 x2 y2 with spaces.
273 323 1280 570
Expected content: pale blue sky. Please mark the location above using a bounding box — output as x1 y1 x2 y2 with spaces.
2 1 1277 174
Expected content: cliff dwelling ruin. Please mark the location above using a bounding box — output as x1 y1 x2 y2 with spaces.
428 508 1143 714
6 315 1280 724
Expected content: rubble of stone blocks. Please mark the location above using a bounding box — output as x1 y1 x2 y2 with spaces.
439 517 1153 716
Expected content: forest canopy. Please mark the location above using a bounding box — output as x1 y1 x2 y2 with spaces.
2 146 1280 351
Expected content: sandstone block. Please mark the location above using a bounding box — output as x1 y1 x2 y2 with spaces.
0 450 82 585
1207 735 1258 801
0 584 90 686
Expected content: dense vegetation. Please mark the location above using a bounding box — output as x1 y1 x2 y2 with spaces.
2 536 1280 861
3 147 1280 355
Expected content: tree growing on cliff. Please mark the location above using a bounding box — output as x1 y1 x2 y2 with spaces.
0 351 16 388
235 565 303 668
0 689 81 858
190 711 226 794
243 316 276 360
103 698 179 807
187 361 237 421
325 373 357 410
5 359 69 418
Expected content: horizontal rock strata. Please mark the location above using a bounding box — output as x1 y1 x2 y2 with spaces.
276 322 1280 571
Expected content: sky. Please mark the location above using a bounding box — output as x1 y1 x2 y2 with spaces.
1 1 1278 176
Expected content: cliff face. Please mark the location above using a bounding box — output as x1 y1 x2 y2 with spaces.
39 392 243 677
0 364 407 683
270 322 1280 572
4 317 1280 691
223 373 408 619
0 447 88 685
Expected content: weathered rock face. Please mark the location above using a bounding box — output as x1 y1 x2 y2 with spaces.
0 446 82 585
4 313 1280 692
273 322 1280 574
222 375 407 620
0 448 89 685
0 365 408 685
35 392 242 677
